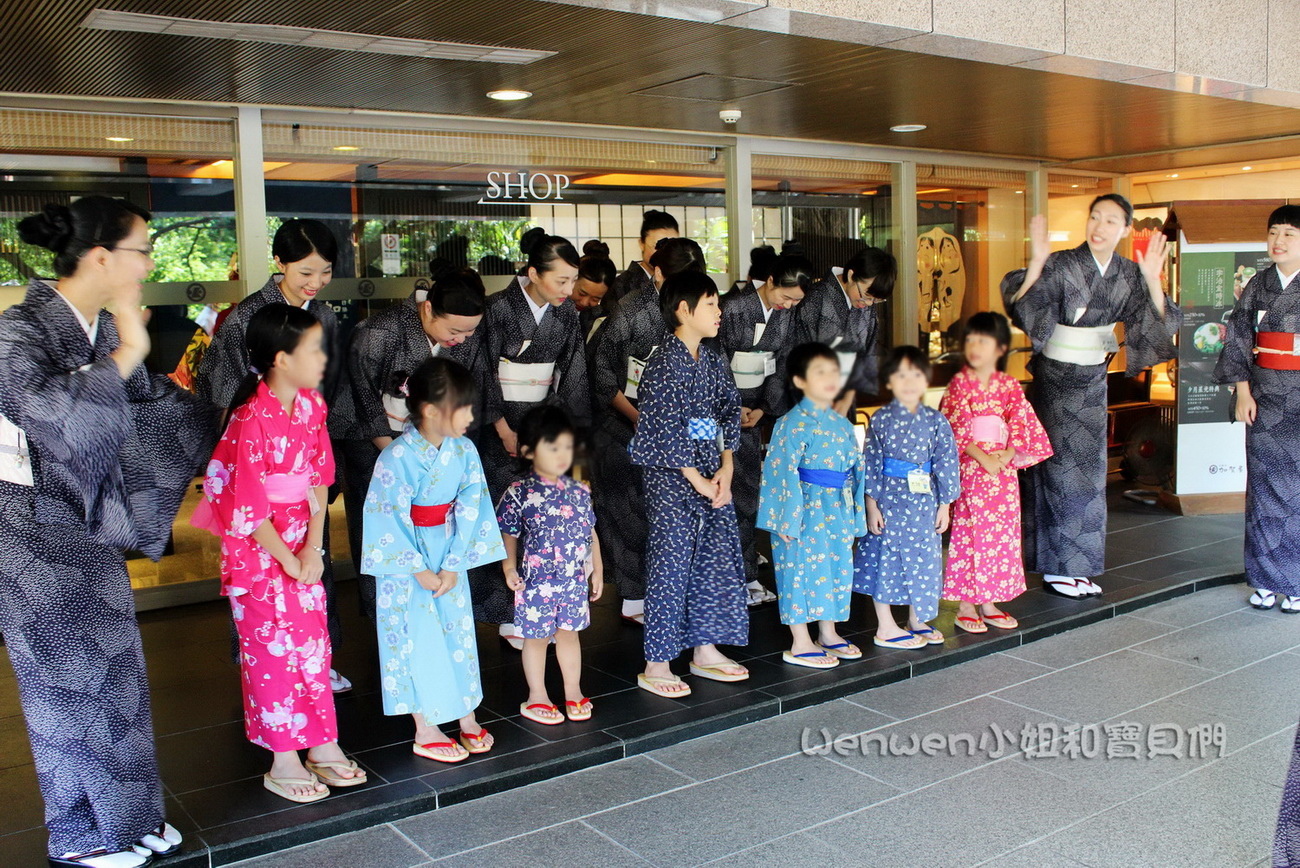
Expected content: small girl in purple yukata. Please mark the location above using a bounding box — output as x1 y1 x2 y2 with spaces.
498 405 604 725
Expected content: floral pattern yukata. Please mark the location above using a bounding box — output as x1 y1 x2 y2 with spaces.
853 400 960 622
197 382 336 752
496 472 596 638
362 430 505 722
939 368 1053 604
758 397 868 625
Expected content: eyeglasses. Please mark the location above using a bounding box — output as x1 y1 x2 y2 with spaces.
112 246 154 258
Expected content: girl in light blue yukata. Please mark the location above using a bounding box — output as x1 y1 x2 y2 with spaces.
758 343 868 669
363 357 505 764
854 346 961 650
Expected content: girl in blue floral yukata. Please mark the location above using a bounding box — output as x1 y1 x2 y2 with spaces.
362 357 505 764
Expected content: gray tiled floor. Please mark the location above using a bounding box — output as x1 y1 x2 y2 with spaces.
232 580 1297 868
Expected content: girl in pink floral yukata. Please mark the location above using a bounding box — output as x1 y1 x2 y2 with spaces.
195 303 365 804
939 312 1053 633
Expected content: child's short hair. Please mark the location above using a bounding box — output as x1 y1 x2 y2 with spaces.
660 271 718 330
406 357 476 421
1268 204 1300 231
962 311 1012 371
880 345 931 387
844 247 897 300
786 342 840 389
516 404 577 456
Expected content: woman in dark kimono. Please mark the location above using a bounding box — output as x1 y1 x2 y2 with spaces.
195 219 351 691
330 268 489 620
1213 204 1300 612
604 209 679 316
718 253 813 606
1 198 215 867
1002 195 1179 599
587 237 706 624
475 230 590 645
575 239 617 342
795 247 897 417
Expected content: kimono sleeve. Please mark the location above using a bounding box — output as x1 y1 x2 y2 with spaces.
861 418 884 503
0 317 130 492
496 482 525 538
308 393 336 488
714 353 743 453
200 406 271 539
441 441 506 572
361 442 426 576
1119 268 1181 374
348 323 399 441
931 415 961 505
1005 379 1053 468
195 313 248 409
939 378 974 454
757 414 807 537
556 319 592 428
590 303 634 409
479 304 509 428
627 354 693 469
1001 255 1065 352
1215 274 1262 385
847 421 868 537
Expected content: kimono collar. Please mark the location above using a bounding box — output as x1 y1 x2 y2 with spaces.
256 379 311 424
27 278 106 356
797 396 835 418
44 281 101 345
517 276 550 324
1277 266 1299 290
261 274 312 311
403 426 451 459
530 470 569 489
1071 243 1116 278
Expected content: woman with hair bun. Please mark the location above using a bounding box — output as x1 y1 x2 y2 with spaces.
575 239 617 340
604 209 679 314
474 228 590 646
195 218 352 691
332 264 491 619
1 197 215 867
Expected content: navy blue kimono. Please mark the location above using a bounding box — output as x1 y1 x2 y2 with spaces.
795 270 882 399
629 335 748 661
0 279 215 858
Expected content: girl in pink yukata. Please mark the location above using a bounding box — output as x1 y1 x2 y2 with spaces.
940 312 1053 633
497 405 604 725
195 303 365 804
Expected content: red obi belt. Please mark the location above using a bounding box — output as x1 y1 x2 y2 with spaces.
410 503 454 527
1255 332 1300 370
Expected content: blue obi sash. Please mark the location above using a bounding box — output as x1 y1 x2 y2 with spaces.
882 456 932 479
688 417 719 441
798 467 849 488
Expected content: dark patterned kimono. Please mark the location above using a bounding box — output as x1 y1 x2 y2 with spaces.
1002 244 1181 578
796 270 882 398
195 275 346 649
1214 265 1300 596
605 260 654 318
628 335 748 661
717 288 798 583
330 292 490 619
587 284 667 603
1277 718 1300 867
473 277 590 624
0 279 216 858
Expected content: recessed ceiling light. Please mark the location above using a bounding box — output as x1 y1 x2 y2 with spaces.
105 136 134 142
1168 173 1179 178
1014 190 1023 194
332 145 359 151
1070 184 1079 188
889 123 927 133
487 89 532 101
1242 166 1253 171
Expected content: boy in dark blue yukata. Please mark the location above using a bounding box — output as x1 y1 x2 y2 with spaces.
629 271 750 697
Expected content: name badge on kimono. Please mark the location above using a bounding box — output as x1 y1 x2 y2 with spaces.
382 393 409 435
907 469 932 494
1099 328 1120 354
0 413 34 487
625 346 657 400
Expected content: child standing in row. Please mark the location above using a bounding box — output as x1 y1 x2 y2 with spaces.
759 344 868 668
940 313 1053 632
630 271 750 696
362 358 506 764
196 303 365 802
498 405 603 724
855 346 960 650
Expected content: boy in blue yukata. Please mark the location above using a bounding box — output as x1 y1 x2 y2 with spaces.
629 271 750 697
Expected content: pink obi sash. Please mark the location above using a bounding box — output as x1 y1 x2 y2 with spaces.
969 414 1037 470
191 471 318 537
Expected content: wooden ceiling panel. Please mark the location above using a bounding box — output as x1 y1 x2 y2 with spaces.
0 0 1296 170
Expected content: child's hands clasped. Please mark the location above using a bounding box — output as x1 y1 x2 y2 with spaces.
415 569 459 597
296 547 325 585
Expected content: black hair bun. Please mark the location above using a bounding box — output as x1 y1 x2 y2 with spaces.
519 226 547 257
17 203 74 253
582 239 610 258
